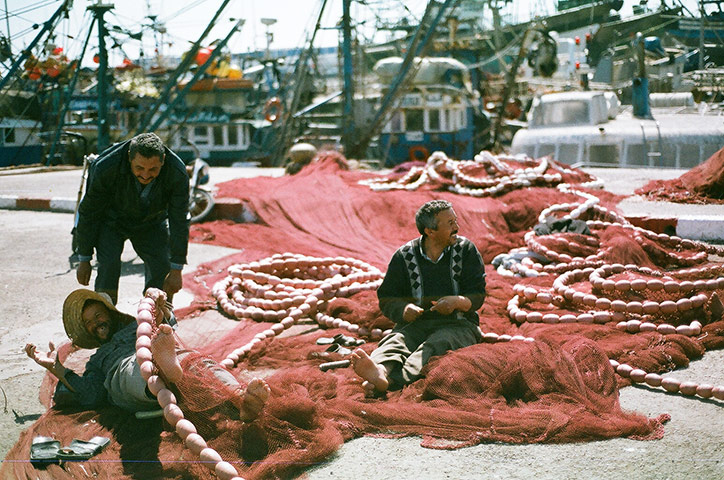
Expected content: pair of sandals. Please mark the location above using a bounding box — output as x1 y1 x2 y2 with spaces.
30 436 110 466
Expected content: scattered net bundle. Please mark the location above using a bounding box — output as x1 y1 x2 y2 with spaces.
5 151 724 480
636 146 724 204
358 150 602 195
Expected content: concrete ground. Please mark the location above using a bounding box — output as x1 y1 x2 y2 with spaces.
0 165 722 479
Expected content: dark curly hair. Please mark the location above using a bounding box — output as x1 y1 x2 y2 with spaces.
415 199 453 236
129 133 165 162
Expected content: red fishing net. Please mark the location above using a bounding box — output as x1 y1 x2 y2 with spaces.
636 146 724 203
4 151 724 480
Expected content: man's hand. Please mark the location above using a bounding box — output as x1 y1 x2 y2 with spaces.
430 295 471 316
163 269 183 299
76 261 92 285
402 303 424 323
145 287 171 324
25 342 58 371
25 342 76 392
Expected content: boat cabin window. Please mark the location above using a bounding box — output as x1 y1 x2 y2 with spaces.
228 125 238 145
537 143 556 158
559 143 580 164
589 144 619 165
2 127 15 144
213 126 224 146
406 109 423 132
447 108 466 131
680 144 701 168
541 101 589 126
194 126 210 145
386 111 403 133
427 109 440 131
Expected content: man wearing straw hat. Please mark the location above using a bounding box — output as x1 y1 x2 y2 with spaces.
74 132 190 304
24 288 270 417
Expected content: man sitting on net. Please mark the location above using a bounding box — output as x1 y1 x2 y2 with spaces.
351 199 486 396
25 288 269 420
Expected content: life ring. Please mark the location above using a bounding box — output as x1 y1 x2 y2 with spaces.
408 145 430 162
263 97 283 123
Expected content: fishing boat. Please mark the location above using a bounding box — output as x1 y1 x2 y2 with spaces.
510 90 724 168
0 117 43 167
374 56 486 166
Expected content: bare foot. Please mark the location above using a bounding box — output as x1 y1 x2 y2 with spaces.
150 324 182 383
145 288 170 325
239 377 270 421
350 348 389 394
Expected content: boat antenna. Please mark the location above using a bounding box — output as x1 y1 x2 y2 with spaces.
135 0 234 134
46 15 98 165
147 19 245 133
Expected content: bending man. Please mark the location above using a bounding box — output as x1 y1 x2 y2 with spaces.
75 132 190 304
352 199 486 395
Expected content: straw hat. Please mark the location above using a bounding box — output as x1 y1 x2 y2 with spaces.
62 288 120 349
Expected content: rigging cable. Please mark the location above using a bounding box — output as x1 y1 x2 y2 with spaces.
46 14 97 165
7 11 93 165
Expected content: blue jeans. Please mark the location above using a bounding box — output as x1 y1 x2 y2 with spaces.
94 221 170 304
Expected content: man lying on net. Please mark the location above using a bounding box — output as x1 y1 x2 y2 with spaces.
25 288 269 420
351 199 486 396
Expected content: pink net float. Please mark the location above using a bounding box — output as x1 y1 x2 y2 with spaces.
494 184 724 278
610 358 724 402
211 252 386 368
135 294 244 480
358 151 603 195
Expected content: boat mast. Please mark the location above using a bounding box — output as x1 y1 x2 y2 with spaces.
344 0 460 159
0 0 71 92
148 19 245 133
88 1 114 152
340 0 355 155
135 0 234 135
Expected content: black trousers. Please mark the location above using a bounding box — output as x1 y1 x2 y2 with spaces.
94 221 170 303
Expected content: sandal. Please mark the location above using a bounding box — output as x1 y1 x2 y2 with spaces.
325 343 352 356
333 333 365 347
57 436 110 462
30 436 60 466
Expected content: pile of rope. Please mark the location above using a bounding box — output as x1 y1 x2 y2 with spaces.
493 188 724 403
211 253 386 367
358 151 602 196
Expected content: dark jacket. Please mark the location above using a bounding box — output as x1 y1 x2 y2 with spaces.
377 236 486 326
54 319 137 409
76 139 190 266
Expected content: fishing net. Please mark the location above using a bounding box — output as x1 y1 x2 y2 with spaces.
4 150 724 480
636 146 724 203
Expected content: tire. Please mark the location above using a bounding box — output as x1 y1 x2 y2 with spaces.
189 188 214 223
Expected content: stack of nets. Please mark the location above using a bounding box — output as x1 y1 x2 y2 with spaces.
4 150 722 480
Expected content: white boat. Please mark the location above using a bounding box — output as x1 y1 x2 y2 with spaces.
0 118 43 167
510 91 724 168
